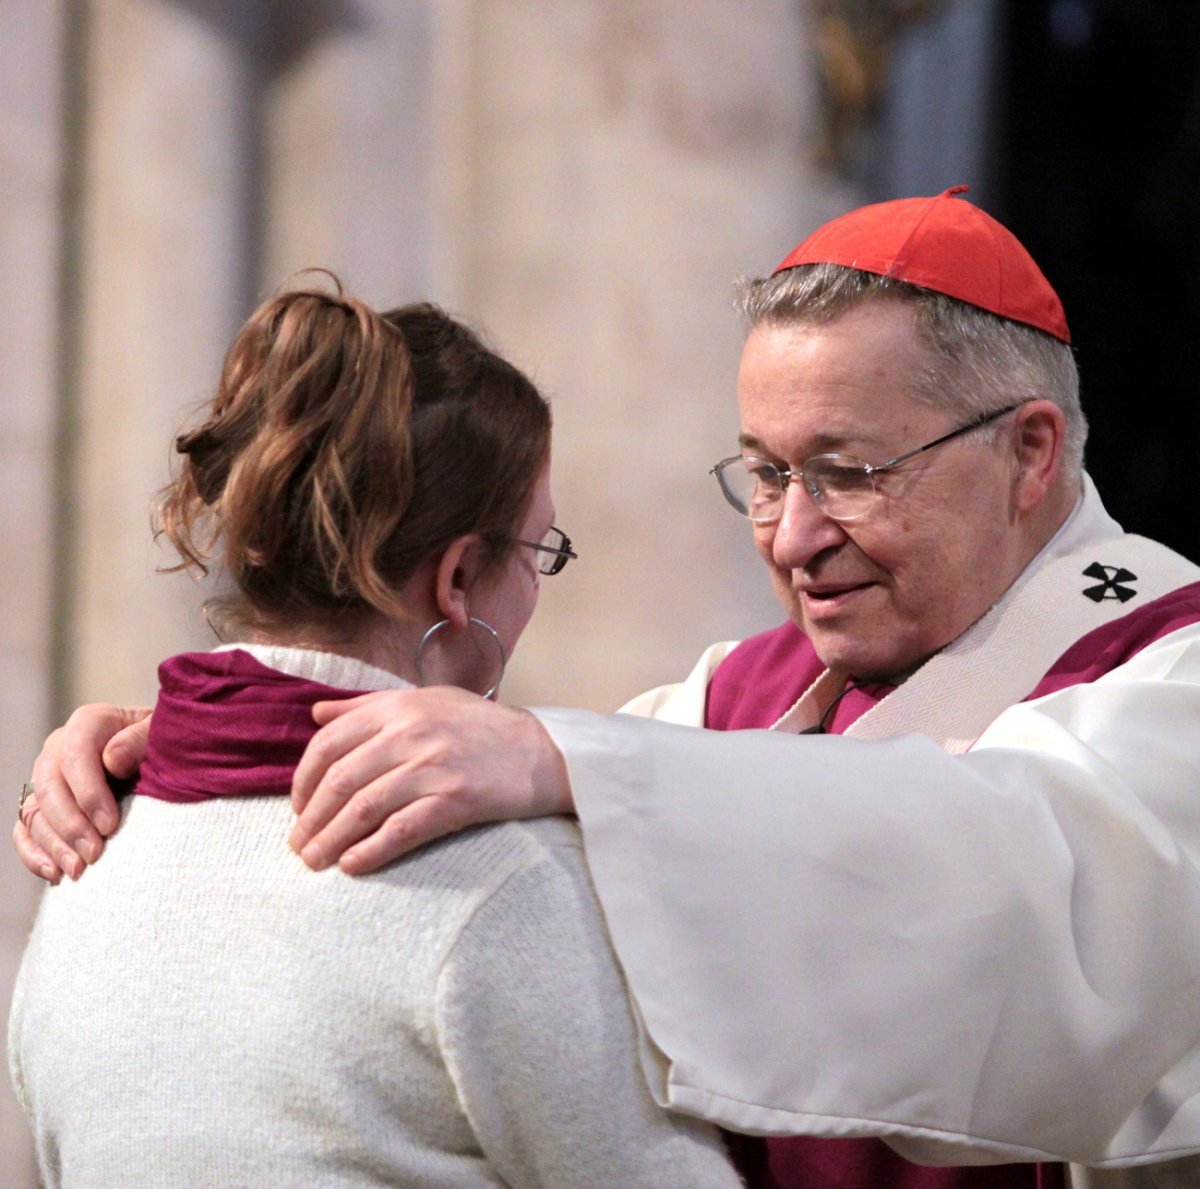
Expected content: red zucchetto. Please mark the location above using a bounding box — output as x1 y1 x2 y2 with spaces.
773 185 1071 344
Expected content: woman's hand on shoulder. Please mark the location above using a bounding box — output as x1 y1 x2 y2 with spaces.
14 705 152 882
290 687 572 875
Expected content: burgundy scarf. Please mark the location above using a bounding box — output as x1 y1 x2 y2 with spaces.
134 649 372 803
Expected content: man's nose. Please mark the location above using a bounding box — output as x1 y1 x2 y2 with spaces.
769 480 848 569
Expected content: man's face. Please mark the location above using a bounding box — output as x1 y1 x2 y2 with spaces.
736 300 1027 682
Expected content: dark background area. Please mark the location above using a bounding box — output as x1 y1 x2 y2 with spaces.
998 0 1200 561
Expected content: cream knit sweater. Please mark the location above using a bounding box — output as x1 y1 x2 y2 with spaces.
9 646 740 1187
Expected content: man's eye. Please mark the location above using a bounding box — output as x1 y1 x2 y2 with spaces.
811 459 871 493
745 460 780 482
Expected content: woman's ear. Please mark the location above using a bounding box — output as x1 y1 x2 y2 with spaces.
1011 399 1066 513
434 534 487 629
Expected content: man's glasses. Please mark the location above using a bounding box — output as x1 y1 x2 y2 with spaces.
514 526 578 575
710 402 1024 524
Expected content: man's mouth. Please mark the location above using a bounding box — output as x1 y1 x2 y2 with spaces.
797 581 875 613
801 581 873 600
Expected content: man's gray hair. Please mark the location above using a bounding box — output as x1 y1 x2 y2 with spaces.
735 263 1086 479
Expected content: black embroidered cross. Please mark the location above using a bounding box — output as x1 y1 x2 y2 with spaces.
1082 562 1138 603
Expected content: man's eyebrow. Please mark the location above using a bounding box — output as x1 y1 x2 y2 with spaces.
736 429 864 456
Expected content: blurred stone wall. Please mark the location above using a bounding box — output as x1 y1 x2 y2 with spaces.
2 4 71 1180
4 0 990 1178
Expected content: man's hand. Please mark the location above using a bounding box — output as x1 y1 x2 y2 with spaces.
14 705 152 882
290 687 573 875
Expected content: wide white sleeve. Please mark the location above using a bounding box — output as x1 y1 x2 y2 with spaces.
433 831 744 1188
533 624 1200 1170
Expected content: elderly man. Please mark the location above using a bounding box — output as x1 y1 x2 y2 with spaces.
21 190 1200 1188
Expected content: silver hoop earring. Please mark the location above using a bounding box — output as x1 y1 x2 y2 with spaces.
414 616 507 699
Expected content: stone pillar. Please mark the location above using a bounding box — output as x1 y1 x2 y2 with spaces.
0 2 73 1178
433 0 846 711
0 1 73 1176
67 0 267 707
259 0 437 304
881 0 1001 203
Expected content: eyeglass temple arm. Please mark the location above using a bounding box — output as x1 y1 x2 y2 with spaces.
866 402 1024 476
514 537 577 560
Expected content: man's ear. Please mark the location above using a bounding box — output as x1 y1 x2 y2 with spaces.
1011 399 1066 512
434 534 487 629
